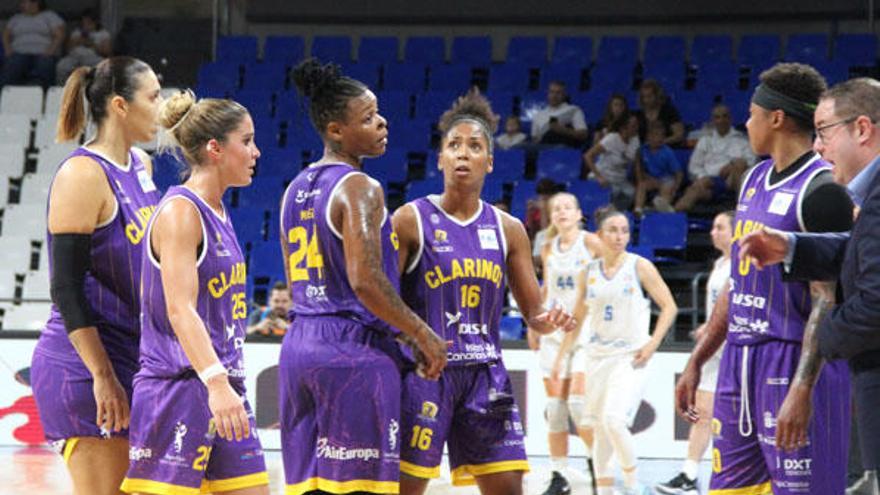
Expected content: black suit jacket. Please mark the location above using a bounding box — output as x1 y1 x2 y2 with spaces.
789 162 880 369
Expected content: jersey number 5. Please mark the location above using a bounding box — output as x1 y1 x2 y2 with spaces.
288 225 324 282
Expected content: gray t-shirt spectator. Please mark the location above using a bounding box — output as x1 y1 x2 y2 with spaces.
7 10 64 55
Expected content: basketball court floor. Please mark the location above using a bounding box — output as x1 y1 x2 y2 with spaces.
0 447 713 494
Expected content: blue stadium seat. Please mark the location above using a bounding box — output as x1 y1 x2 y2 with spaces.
484 91 516 117
274 89 305 124
596 36 639 66
507 36 548 66
376 90 413 120
785 33 828 64
311 36 352 64
644 36 686 63
694 60 740 94
257 147 301 179
676 91 717 128
674 148 692 170
286 122 323 153
230 207 266 244
540 63 584 93
405 178 443 202
233 89 274 120
642 60 686 91
722 90 751 126
482 179 505 203
428 64 473 91
570 90 612 126
342 62 381 89
536 149 582 183
812 59 850 85
150 152 185 192
552 36 593 65
491 148 526 183
197 62 239 94
499 316 525 340
691 35 733 65
248 241 285 283
738 35 781 69
414 91 460 121
452 36 492 66
834 33 878 67
241 62 287 91
217 36 258 64
253 117 282 151
638 212 687 251
358 36 399 64
567 180 611 205
365 148 409 183
405 37 446 64
238 175 286 210
392 119 432 152
262 36 305 66
590 61 634 92
488 63 530 93
628 245 655 262
510 180 537 219
382 63 426 92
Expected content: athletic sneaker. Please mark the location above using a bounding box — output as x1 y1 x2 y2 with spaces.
846 470 879 495
541 471 572 495
655 472 699 495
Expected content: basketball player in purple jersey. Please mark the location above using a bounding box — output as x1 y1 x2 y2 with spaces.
393 90 578 495
29 57 162 495
120 91 269 495
676 63 854 494
279 59 447 495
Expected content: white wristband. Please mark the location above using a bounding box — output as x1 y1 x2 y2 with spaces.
198 363 228 385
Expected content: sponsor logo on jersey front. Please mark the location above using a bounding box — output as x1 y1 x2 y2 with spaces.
316 437 380 461
294 189 322 204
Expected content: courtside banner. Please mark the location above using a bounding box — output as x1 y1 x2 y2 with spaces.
0 339 697 458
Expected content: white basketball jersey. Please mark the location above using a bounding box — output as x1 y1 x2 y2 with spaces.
584 254 651 357
706 256 730 318
542 231 593 344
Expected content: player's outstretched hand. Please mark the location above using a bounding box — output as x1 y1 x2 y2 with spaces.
531 306 578 334
675 362 701 424
632 340 659 368
738 227 790 270
414 328 448 381
93 372 130 432
206 375 250 442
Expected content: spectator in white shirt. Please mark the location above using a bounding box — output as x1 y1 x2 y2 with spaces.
675 104 756 211
56 9 112 85
583 113 640 209
496 115 527 150
1 0 65 88
531 80 589 147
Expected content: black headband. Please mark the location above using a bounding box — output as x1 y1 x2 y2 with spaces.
752 84 816 125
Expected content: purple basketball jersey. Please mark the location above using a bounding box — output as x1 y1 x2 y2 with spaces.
280 163 400 335
138 186 247 379
35 147 160 367
401 196 507 366
727 155 830 345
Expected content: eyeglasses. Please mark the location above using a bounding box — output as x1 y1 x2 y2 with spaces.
815 116 858 144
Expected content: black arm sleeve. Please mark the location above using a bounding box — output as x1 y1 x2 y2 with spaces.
50 233 95 333
801 171 854 233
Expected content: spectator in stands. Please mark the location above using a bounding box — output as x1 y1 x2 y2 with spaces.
1 0 65 88
56 9 111 85
496 115 527 150
634 121 682 215
246 281 292 339
583 112 640 210
674 104 756 212
636 79 685 146
593 93 629 145
531 80 589 147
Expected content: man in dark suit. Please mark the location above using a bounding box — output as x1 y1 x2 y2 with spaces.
741 77 880 494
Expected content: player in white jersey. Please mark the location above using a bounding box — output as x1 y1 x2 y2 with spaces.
529 192 603 495
570 207 678 495
656 211 733 495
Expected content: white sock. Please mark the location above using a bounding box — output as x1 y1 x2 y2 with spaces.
623 467 638 488
597 487 614 495
551 456 568 473
682 458 699 480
